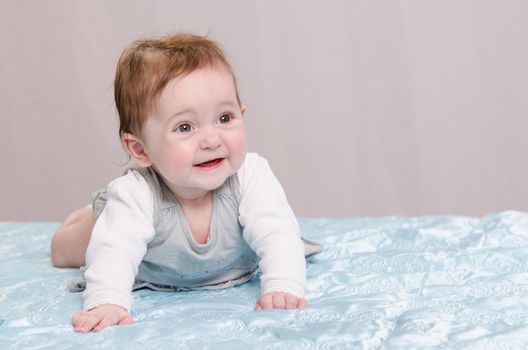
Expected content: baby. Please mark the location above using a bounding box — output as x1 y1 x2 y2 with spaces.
51 33 321 333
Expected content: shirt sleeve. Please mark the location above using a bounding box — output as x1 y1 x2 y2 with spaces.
82 170 155 312
237 153 306 298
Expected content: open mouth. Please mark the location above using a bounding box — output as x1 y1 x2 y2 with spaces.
195 158 224 169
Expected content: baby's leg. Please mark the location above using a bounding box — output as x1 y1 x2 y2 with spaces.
50 206 95 268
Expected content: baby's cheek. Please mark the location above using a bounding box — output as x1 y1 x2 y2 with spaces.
233 137 247 163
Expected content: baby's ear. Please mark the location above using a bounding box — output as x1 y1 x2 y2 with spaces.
121 133 152 167
240 104 246 116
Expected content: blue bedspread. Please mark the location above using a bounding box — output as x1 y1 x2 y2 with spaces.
2 212 528 349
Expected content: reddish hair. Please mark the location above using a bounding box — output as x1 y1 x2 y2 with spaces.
114 33 240 138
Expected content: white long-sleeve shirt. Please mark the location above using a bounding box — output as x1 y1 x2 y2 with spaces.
83 153 306 311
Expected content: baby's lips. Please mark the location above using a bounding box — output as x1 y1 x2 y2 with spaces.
195 158 224 168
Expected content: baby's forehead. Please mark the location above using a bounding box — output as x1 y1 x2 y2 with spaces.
167 64 235 91
149 65 238 110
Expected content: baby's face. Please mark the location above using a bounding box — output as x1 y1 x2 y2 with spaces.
140 66 246 200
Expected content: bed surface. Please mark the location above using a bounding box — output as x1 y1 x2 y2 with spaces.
2 211 528 349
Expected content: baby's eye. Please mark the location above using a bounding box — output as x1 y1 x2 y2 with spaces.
176 123 192 133
219 114 232 124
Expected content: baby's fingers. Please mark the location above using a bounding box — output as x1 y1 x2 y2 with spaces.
272 294 286 309
273 294 306 309
296 297 307 309
255 293 308 311
72 305 133 333
72 311 100 333
284 294 300 309
255 294 273 311
93 313 123 332
118 314 134 325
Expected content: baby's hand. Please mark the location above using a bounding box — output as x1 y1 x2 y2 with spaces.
72 304 134 333
255 292 307 311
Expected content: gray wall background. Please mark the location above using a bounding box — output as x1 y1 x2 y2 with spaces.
1 0 527 221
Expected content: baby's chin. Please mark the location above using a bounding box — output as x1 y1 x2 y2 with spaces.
193 172 236 191
191 158 242 190
208 172 237 189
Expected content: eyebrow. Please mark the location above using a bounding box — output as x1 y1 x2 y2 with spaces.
218 101 240 110
170 100 239 117
169 108 193 119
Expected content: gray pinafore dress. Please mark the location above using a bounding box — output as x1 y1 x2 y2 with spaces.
70 167 322 293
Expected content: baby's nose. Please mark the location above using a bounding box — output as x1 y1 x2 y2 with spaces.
199 127 221 149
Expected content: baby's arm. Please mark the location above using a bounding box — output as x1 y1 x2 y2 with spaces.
238 154 307 310
74 171 155 332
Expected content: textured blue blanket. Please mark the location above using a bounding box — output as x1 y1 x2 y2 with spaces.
1 212 528 348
